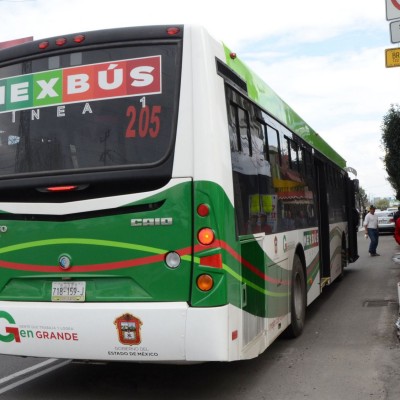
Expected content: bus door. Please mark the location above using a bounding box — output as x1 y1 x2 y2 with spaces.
346 177 359 263
315 159 331 283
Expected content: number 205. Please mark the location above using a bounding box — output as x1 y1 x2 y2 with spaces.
125 105 161 138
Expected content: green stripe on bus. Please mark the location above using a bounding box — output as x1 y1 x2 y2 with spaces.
222 44 346 168
0 238 166 255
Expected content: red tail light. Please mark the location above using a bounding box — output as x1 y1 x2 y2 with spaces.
38 41 49 50
73 35 85 43
46 185 78 192
166 27 180 35
55 38 67 46
197 203 210 217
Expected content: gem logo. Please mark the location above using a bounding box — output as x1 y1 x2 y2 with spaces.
0 310 79 343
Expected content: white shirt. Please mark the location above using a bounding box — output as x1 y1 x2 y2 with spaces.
364 213 378 229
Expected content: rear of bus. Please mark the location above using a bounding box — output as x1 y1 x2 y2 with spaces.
0 25 238 362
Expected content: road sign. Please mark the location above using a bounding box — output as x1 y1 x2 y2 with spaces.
390 20 400 43
387 0 400 20
385 47 400 67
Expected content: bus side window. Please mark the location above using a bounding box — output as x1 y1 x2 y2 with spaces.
289 141 300 172
299 147 306 176
238 107 251 156
251 112 274 235
227 94 258 236
228 102 240 152
264 124 281 233
266 125 279 180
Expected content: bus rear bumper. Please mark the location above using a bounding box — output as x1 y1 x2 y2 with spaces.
0 302 240 362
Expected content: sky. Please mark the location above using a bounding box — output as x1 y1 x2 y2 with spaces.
0 0 398 201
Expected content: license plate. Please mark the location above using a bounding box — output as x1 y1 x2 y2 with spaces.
52 281 86 302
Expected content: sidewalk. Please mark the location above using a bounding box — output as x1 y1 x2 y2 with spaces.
381 234 400 338
357 229 400 338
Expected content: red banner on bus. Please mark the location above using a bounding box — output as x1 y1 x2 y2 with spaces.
0 37 33 50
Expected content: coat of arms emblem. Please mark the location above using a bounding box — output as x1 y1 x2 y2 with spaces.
114 313 142 345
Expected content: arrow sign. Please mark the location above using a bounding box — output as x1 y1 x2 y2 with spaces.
386 0 400 20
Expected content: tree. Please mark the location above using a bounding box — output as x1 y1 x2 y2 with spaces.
375 198 390 210
381 104 400 200
355 186 368 210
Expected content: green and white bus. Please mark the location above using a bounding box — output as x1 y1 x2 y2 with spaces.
0 25 358 362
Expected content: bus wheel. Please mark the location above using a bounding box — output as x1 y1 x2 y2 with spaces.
286 254 306 338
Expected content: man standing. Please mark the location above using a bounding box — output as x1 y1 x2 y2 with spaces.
363 205 379 256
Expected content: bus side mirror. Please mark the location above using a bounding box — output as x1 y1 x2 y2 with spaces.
353 179 359 192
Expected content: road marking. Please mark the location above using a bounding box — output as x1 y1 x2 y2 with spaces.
0 358 71 395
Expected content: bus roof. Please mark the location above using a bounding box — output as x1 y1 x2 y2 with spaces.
222 44 346 169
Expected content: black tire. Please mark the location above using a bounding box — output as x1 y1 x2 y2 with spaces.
286 254 306 338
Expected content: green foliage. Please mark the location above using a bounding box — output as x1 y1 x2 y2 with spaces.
375 198 390 210
381 104 400 200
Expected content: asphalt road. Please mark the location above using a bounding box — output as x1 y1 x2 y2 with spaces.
0 232 399 399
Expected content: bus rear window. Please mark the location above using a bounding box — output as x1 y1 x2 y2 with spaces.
0 44 181 179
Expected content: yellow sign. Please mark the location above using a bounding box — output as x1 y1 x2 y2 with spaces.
385 48 400 68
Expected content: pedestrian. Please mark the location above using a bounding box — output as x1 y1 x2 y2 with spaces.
362 209 367 222
394 216 400 246
363 205 380 256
